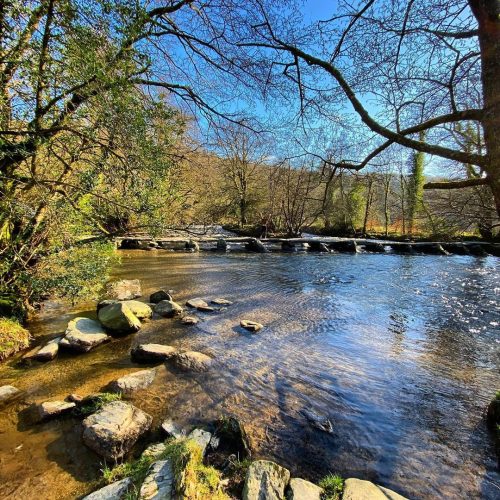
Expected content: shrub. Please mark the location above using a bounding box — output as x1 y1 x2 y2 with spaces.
0 317 31 360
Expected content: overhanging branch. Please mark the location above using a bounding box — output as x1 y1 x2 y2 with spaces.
423 178 489 189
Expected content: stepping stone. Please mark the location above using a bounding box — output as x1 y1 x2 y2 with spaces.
109 369 156 395
240 320 264 332
172 351 213 372
211 298 233 306
181 316 199 325
32 337 61 361
83 478 133 500
186 298 208 308
62 317 110 352
131 344 177 363
150 290 173 304
196 305 215 313
0 385 22 405
154 300 183 318
35 400 76 422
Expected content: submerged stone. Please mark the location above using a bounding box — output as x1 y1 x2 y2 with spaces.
240 320 263 332
171 351 213 372
131 344 177 363
211 298 233 306
108 369 156 395
105 279 142 301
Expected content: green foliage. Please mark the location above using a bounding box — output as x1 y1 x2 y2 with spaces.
77 393 122 417
319 474 344 500
27 241 117 304
0 317 31 360
407 131 426 235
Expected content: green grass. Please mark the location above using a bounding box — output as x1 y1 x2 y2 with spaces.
319 474 344 500
0 317 30 360
77 392 122 416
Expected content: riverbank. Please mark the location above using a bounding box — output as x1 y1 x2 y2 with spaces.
0 252 498 498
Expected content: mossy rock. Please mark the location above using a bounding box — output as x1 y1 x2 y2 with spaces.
0 317 30 360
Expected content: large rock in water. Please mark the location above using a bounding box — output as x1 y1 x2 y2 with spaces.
32 337 61 361
186 297 208 308
343 478 408 500
154 300 183 318
98 302 141 334
105 279 142 300
243 460 290 500
108 369 156 395
172 351 213 372
131 344 177 363
0 385 22 406
82 401 152 460
62 318 110 352
34 400 76 422
83 478 133 500
122 301 152 320
286 478 323 500
139 460 175 500
150 290 173 304
245 238 268 253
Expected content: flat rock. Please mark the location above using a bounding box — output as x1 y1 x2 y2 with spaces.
181 316 199 325
63 318 110 352
197 305 215 312
139 459 175 500
98 302 142 334
0 385 22 405
32 337 61 361
343 478 408 500
82 401 152 460
131 344 177 363
188 428 212 456
150 290 173 304
172 351 213 372
243 460 290 500
35 400 76 421
109 369 156 395
122 300 153 320
287 478 323 500
105 279 142 301
154 300 183 318
186 297 208 308
240 320 263 332
211 298 233 305
83 478 133 500
161 418 185 439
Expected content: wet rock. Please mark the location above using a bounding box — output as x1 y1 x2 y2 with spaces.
329 240 358 253
0 385 22 405
211 298 233 306
31 337 61 361
343 478 408 500
154 300 183 318
142 442 167 459
96 299 118 312
487 394 500 430
139 459 175 500
109 369 156 395
186 297 208 308
243 460 290 500
150 290 173 304
122 301 152 320
67 393 84 404
197 305 215 313
213 416 251 459
83 478 133 500
363 242 385 253
246 238 268 253
131 344 177 363
391 243 414 254
308 241 330 252
415 243 448 255
181 316 199 325
240 320 263 333
98 302 142 334
161 418 185 439
105 279 142 301
188 428 212 456
35 400 76 422
82 401 152 460
172 351 213 372
62 318 110 352
216 238 229 252
286 478 323 500
185 239 199 252
442 243 470 255
468 243 489 256
300 408 333 434
281 241 297 252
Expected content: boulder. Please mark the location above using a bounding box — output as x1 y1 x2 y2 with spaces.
242 460 291 500
131 344 177 363
245 238 268 253
161 418 185 439
281 241 297 253
139 459 175 500
172 351 213 372
154 300 183 318
186 298 208 308
98 302 142 334
216 238 229 252
343 478 408 500
82 401 152 460
150 290 173 304
63 318 110 352
83 478 133 500
391 243 414 255
122 301 152 320
286 478 323 500
308 241 330 252
188 428 212 456
96 299 118 312
109 369 156 395
0 385 22 405
329 240 358 253
181 316 199 325
32 337 61 361
240 320 263 333
363 242 385 253
105 279 142 300
211 298 233 306
35 400 76 422
213 416 251 459
185 240 199 252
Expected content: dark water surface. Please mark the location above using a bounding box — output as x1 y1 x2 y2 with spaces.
0 251 499 499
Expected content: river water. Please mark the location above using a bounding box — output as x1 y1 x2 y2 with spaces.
0 251 499 499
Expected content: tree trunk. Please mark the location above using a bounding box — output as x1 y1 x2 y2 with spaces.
470 0 500 216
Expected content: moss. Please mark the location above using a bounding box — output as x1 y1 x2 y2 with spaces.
77 392 122 417
102 438 229 500
319 474 344 500
0 317 30 360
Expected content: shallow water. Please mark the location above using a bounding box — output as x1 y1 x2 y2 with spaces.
0 251 499 499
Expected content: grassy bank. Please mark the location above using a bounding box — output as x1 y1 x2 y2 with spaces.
0 318 30 361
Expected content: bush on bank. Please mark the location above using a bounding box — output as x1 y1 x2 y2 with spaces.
0 318 30 360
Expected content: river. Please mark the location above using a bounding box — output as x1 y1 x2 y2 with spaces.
0 251 499 499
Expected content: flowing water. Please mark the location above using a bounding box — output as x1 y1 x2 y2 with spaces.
0 251 499 499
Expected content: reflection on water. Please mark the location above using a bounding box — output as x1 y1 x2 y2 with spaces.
1 252 499 499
